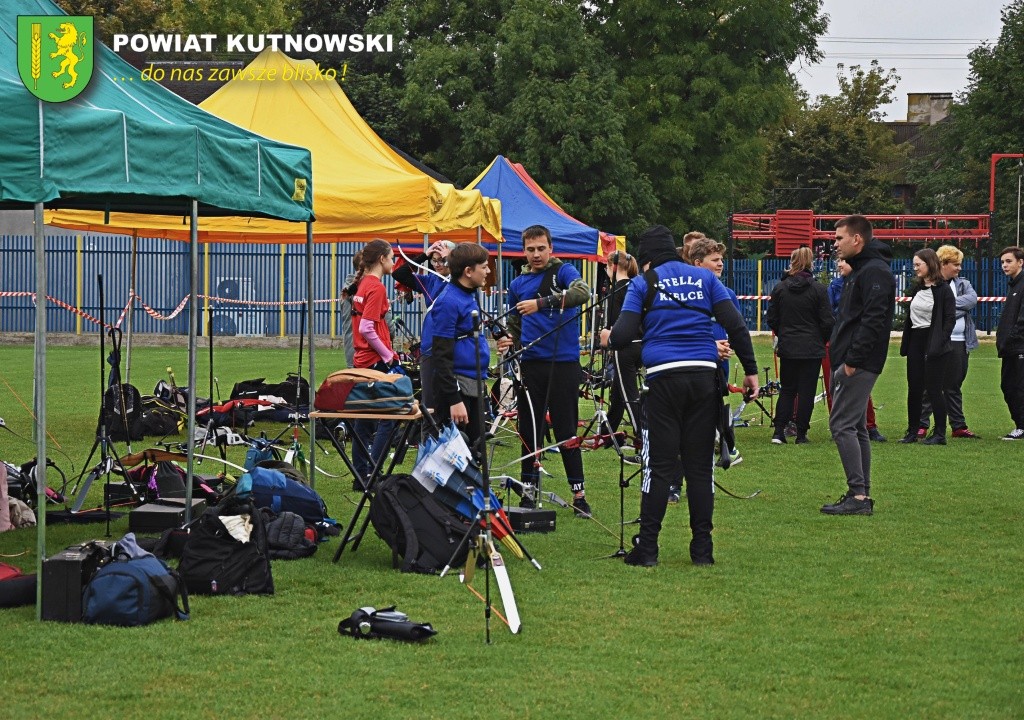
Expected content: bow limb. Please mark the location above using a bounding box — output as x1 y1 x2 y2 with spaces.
396 245 448 282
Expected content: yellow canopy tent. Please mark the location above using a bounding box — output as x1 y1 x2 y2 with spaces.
47 49 501 244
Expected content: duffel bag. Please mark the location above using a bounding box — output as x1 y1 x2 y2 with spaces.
314 368 414 413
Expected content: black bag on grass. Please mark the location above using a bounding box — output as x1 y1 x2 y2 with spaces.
177 496 274 596
368 473 475 574
103 383 144 441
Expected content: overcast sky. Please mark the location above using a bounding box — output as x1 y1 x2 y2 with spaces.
791 0 1008 120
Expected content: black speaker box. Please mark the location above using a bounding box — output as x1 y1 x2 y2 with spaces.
128 498 206 534
41 541 111 622
506 507 556 533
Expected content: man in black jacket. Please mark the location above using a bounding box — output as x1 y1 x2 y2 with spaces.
996 246 1024 439
822 216 895 516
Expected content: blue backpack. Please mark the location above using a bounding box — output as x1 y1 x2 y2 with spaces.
82 553 189 626
248 465 328 524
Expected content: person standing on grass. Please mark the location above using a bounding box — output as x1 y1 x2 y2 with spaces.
996 246 1024 440
350 239 403 489
919 245 981 439
897 249 955 446
603 225 758 567
421 243 505 452
826 259 886 442
602 249 643 458
507 224 592 517
821 215 895 517
766 246 834 445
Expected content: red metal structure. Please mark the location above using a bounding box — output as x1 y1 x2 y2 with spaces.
730 210 991 257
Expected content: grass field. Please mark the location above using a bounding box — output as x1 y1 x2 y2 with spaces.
0 338 1021 719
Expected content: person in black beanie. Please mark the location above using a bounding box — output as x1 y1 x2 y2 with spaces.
602 225 759 566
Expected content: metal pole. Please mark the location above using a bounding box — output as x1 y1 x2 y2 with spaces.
33 202 47 620
184 201 198 523
125 231 138 383
306 221 317 488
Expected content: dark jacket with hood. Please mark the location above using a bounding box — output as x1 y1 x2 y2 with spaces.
766 270 834 359
899 280 955 359
829 239 896 374
996 270 1024 358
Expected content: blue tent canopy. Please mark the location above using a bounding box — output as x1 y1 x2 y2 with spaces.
467 156 600 259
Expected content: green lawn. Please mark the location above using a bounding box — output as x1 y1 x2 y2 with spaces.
0 338 1021 719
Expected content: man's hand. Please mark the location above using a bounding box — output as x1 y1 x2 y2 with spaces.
716 339 732 361
496 336 513 353
844 364 857 377
599 328 611 348
742 374 759 400
516 299 541 316
450 401 469 425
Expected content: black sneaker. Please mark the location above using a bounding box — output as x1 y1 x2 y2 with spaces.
623 543 658 567
771 433 787 445
667 486 681 504
868 428 887 442
572 493 592 518
820 493 874 516
922 433 946 446
795 433 810 444
690 537 714 566
1002 428 1024 440
897 431 918 444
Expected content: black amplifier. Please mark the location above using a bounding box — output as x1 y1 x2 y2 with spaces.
506 507 556 533
41 541 111 622
128 498 206 534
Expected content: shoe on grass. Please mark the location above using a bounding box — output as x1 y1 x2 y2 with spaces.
922 433 946 446
623 545 658 567
898 431 918 444
951 428 981 439
916 426 928 438
1002 428 1024 440
572 492 592 518
667 486 681 504
820 493 874 516
868 428 887 442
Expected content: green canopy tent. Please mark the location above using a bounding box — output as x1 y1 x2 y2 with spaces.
0 0 315 618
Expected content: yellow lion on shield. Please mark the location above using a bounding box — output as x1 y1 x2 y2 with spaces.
49 22 88 89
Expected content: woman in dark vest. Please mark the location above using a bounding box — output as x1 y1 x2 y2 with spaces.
898 248 955 445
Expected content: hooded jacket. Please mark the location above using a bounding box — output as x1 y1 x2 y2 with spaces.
829 239 896 374
996 270 1024 358
767 270 835 359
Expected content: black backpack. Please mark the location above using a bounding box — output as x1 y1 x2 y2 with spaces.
103 383 144 441
368 474 476 574
177 496 274 596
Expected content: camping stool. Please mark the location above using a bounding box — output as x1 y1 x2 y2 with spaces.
309 403 423 563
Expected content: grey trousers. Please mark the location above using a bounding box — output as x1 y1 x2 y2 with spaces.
828 364 880 497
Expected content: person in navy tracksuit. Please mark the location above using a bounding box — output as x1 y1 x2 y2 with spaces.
420 243 495 450
507 225 592 516
603 225 759 567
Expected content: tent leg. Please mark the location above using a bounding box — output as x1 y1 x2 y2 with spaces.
33 202 47 621
185 200 198 523
306 221 317 488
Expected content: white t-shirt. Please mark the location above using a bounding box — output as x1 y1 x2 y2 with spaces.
910 287 935 329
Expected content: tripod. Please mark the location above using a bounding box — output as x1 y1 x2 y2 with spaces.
70 275 137 535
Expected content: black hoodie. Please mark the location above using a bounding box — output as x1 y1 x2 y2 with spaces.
636 225 679 269
829 239 896 374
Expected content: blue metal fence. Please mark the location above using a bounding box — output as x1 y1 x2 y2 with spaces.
0 234 1008 337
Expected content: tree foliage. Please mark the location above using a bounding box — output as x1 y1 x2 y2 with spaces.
55 0 165 38
591 0 827 238
57 0 299 38
767 61 908 215
367 0 658 236
910 0 1024 245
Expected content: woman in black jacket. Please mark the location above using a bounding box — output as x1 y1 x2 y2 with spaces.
898 248 955 445
603 250 643 450
767 246 835 444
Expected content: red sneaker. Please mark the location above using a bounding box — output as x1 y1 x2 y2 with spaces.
952 428 981 439
916 427 928 438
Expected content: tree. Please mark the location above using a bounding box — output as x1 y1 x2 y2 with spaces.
910 0 1024 246
55 0 165 38
591 0 827 238
159 0 300 37
367 0 658 236
767 62 908 215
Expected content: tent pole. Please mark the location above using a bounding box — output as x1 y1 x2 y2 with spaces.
495 226 503 317
125 230 138 383
184 201 198 523
306 221 317 488
33 202 47 621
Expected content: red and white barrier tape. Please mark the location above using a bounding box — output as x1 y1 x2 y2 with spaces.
736 295 1007 302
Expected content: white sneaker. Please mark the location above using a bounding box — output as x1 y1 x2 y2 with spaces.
1002 428 1024 440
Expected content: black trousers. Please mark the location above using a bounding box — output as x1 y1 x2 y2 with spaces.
607 342 643 435
905 328 949 436
921 341 968 430
1001 352 1024 429
639 369 719 557
774 357 822 434
518 361 585 492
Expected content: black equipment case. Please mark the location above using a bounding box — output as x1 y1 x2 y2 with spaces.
41 541 111 622
505 507 556 533
129 498 206 534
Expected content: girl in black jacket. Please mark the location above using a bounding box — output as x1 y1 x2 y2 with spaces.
603 250 643 448
899 248 955 444
767 246 835 444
